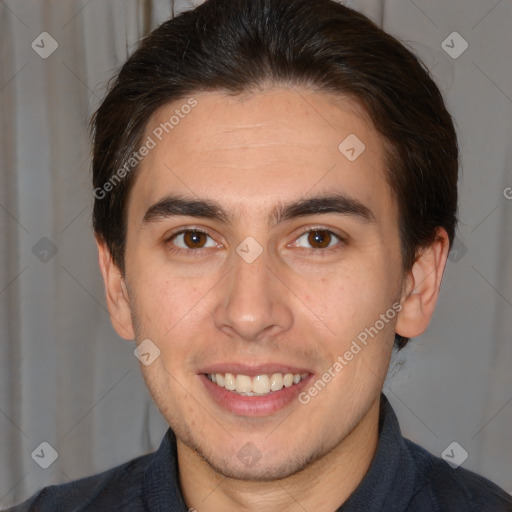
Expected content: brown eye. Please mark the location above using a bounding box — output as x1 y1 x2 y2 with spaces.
183 230 207 248
307 230 332 249
170 230 216 250
294 229 342 251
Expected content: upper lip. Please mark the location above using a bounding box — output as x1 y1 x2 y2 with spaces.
200 363 312 377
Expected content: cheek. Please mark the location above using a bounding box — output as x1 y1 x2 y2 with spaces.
129 265 207 343
310 262 397 343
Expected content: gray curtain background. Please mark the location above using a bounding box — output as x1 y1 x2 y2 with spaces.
1 0 511 507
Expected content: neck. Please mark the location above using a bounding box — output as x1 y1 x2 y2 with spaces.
178 396 381 512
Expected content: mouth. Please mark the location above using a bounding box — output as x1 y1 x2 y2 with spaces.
205 372 309 396
199 365 313 416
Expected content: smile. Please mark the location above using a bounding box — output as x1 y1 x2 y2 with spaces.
205 372 309 396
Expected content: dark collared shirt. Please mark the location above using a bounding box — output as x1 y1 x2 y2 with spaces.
5 394 512 511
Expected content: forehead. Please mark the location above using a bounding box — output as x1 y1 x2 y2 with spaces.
130 87 395 224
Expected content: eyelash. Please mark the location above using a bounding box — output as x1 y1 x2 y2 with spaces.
165 226 345 256
165 227 219 258
292 227 345 255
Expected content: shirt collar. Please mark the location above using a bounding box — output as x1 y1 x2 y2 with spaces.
337 393 417 511
143 393 416 511
143 427 188 511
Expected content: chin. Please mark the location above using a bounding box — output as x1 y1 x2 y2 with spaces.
184 434 328 482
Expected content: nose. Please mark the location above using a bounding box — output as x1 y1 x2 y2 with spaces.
213 246 293 342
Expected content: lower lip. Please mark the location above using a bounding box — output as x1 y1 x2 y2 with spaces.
200 374 313 417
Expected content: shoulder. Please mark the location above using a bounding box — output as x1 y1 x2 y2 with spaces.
3 451 155 512
405 438 512 511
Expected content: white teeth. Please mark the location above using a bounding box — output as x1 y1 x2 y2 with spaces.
283 374 294 387
207 372 307 395
235 374 253 393
252 375 270 394
270 373 284 391
224 372 236 391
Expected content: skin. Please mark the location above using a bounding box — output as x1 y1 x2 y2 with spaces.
97 87 450 512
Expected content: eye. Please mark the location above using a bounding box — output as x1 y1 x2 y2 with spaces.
168 229 218 250
294 228 343 250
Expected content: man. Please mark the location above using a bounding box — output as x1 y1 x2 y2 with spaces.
7 0 512 510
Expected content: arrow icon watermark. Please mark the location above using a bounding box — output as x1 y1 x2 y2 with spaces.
338 133 365 161
31 32 59 59
32 236 58 262
441 32 468 59
134 339 161 366
31 441 58 469
441 441 468 469
236 442 262 468
236 236 263 263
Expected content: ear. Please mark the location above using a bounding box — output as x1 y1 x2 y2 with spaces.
395 227 450 339
96 237 135 340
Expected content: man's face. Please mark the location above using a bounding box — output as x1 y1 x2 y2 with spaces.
123 88 406 480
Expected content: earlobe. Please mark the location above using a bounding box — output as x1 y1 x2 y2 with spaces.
96 237 135 340
395 228 450 339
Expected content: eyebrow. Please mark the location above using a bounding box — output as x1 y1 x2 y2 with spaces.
141 193 375 226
